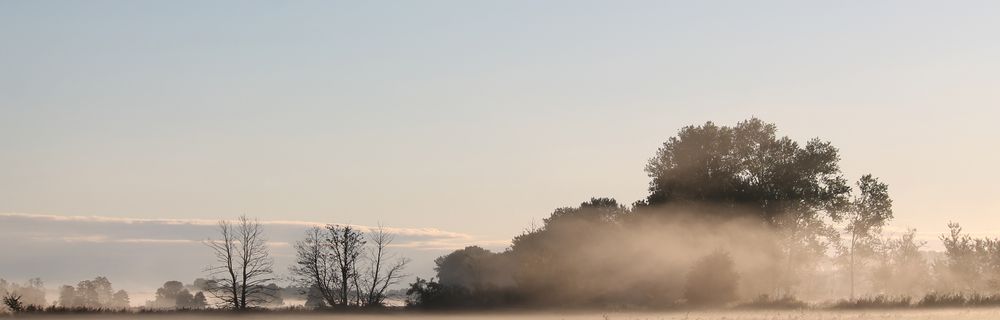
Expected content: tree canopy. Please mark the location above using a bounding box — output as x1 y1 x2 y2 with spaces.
644 118 850 224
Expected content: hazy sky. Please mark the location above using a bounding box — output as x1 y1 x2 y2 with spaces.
2 0 999 297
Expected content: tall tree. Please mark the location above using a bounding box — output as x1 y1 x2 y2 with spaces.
644 118 851 294
361 225 410 307
644 118 850 222
290 227 339 307
839 174 893 300
327 224 366 306
205 215 275 310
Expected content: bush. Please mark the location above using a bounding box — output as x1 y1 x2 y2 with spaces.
2 293 23 313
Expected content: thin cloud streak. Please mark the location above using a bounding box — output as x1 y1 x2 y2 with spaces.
1 212 473 239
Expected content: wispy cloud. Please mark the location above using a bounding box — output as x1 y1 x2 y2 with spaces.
0 213 471 239
0 212 510 301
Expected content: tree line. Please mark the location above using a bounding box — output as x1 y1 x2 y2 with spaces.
2 118 993 313
201 216 410 310
3 217 411 313
404 118 991 309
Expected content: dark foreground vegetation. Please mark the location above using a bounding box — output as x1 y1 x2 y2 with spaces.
3 119 998 316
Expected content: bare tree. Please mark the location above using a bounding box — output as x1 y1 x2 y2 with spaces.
327 224 365 306
291 224 410 308
361 225 410 307
205 215 275 310
289 227 339 307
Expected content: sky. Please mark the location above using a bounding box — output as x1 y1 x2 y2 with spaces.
1 0 999 304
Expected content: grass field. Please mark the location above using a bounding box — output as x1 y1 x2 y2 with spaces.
8 309 1000 320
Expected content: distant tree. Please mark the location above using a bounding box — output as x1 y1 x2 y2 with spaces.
110 290 130 309
148 280 205 309
204 215 276 310
838 174 893 300
435 246 498 290
684 250 739 306
870 229 928 295
936 223 974 291
57 277 125 309
934 222 1000 293
303 285 327 308
176 289 194 308
151 281 186 308
190 291 208 309
58 285 76 307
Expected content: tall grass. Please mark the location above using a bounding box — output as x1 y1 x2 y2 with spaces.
833 295 912 309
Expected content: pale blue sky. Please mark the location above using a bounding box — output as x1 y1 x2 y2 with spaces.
2 0 999 270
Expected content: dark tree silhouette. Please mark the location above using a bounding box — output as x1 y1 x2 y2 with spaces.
2 293 23 313
327 224 366 306
644 118 850 222
361 225 410 307
204 215 275 310
290 227 339 307
292 224 409 308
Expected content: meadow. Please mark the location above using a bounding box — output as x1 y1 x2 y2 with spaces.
8 309 1000 320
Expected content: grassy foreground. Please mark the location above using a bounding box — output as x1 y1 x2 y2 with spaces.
5 309 1000 320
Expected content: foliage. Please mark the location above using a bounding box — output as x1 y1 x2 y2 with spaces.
643 118 850 223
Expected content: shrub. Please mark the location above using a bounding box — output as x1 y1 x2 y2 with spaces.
2 293 23 313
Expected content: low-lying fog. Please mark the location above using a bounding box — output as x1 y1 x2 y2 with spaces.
12 309 1000 320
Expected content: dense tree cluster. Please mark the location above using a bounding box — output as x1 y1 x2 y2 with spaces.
57 277 129 309
408 119 900 309
146 281 208 309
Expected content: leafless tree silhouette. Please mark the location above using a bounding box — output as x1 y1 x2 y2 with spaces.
327 224 365 306
290 227 339 307
361 225 410 306
204 215 275 310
